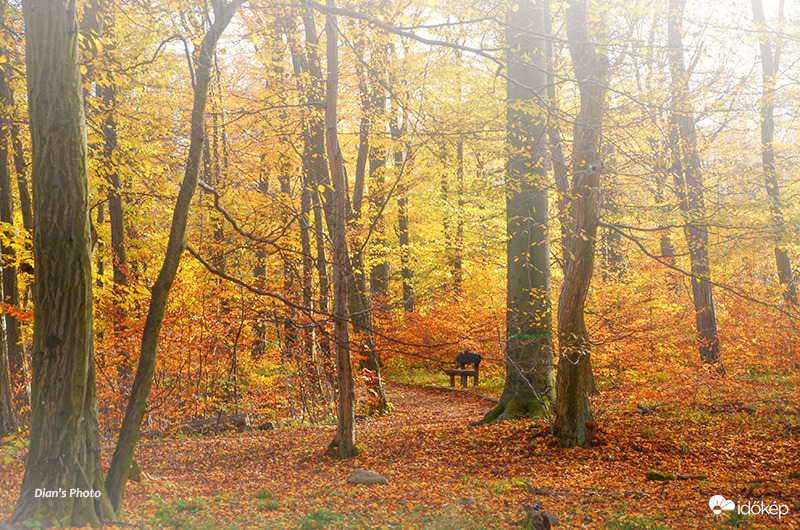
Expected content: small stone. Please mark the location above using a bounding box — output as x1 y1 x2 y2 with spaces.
347 468 388 485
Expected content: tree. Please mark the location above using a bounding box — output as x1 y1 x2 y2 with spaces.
552 0 609 449
105 0 244 511
0 0 19 439
9 0 114 525
752 0 796 305
483 0 555 423
324 0 357 459
666 0 722 368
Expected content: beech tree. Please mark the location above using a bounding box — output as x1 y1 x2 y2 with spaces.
552 0 609 449
324 0 357 459
752 0 796 305
666 0 721 368
105 0 244 511
10 0 114 524
482 0 555 423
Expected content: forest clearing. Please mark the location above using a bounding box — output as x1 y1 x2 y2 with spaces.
1 0 800 527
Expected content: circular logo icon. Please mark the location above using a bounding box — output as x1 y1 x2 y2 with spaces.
709 495 736 514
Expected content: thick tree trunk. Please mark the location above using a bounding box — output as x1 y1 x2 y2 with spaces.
105 1 243 511
10 1 114 525
325 3 356 459
483 0 556 424
552 0 609 448
752 0 796 304
667 0 721 367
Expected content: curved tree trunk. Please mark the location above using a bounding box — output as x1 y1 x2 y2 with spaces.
10 0 114 525
105 1 244 511
552 0 609 449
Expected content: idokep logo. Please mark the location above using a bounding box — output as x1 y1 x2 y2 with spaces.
709 495 736 515
709 495 791 520
738 500 790 520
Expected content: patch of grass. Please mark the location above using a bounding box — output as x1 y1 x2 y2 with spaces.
423 504 493 530
254 489 276 500
0 434 28 464
715 510 752 528
491 476 529 493
295 509 341 529
255 499 281 512
606 512 668 530
152 496 211 529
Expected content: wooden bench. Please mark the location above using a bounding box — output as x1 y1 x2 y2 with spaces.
444 352 482 387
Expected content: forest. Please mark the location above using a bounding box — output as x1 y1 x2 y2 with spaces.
0 0 798 528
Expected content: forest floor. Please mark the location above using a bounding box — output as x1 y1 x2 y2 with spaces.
1 378 799 529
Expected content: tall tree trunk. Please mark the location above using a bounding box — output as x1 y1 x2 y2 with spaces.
105 1 243 511
0 3 22 422
544 0 570 265
752 0 795 304
10 0 114 524
453 139 464 293
391 86 414 313
667 0 722 368
286 18 322 401
0 279 13 437
601 143 624 280
483 0 556 424
367 65 389 302
302 7 387 415
325 1 356 459
301 7 332 374
92 0 129 289
553 0 609 448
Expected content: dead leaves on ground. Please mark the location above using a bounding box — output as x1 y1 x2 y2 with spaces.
0 381 799 528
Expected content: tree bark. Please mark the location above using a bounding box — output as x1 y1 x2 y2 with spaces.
10 0 113 525
752 0 795 304
483 0 556 425
552 0 609 448
325 1 356 459
105 1 243 511
667 0 722 367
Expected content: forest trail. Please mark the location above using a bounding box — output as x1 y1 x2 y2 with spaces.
1 381 799 528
